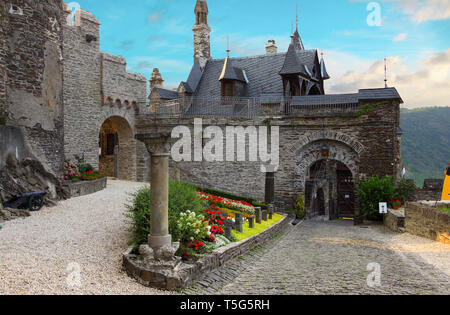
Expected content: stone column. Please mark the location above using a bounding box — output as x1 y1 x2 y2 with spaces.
136 133 172 250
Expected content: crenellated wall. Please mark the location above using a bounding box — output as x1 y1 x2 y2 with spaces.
61 2 149 181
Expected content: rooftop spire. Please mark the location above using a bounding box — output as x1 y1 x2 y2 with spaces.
384 57 388 88
292 3 304 50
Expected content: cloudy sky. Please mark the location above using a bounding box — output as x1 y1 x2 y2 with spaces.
71 0 450 108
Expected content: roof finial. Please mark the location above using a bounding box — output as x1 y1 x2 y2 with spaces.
226 35 230 58
384 57 388 88
291 21 293 35
296 3 299 31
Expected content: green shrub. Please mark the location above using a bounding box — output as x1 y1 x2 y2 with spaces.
294 194 306 219
356 176 395 221
74 153 94 173
124 181 204 250
394 179 416 203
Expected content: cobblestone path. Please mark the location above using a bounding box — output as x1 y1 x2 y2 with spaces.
184 220 450 295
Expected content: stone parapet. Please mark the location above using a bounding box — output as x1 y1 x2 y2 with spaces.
405 202 450 244
384 208 405 233
63 177 107 198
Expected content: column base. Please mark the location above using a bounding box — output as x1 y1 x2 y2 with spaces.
148 234 172 249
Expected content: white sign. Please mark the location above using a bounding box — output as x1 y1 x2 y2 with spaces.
379 202 388 214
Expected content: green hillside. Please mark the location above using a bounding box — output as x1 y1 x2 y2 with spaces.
401 107 450 187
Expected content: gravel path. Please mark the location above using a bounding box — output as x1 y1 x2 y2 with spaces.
0 180 172 295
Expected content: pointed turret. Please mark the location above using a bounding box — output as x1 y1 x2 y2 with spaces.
320 53 330 80
279 38 307 77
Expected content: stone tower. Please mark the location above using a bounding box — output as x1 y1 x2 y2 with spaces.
149 68 164 90
193 0 211 70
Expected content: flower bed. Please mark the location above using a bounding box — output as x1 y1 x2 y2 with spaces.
125 183 279 263
197 191 256 217
64 155 105 182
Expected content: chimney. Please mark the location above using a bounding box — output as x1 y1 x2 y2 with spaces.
149 68 164 90
265 40 278 55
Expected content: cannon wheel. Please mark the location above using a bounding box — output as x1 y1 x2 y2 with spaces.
29 195 44 212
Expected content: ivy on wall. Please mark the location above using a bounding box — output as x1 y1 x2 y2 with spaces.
357 101 386 117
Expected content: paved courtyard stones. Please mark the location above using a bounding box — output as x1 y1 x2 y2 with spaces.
184 220 450 295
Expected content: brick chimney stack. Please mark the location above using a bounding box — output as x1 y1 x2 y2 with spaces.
265 40 278 55
149 68 164 90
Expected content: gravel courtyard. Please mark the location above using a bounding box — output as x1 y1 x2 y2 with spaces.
0 180 171 295
1 180 449 295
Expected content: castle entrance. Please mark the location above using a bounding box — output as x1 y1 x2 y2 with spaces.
99 116 136 180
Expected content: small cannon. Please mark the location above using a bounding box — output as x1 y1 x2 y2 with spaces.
3 191 48 212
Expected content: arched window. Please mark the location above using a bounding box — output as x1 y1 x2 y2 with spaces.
124 100 130 109
115 99 122 108
106 97 113 107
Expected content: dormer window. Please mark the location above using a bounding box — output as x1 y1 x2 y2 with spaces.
221 80 234 97
218 57 248 101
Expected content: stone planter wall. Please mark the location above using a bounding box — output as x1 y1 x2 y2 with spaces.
64 177 107 198
405 202 450 244
384 209 405 233
123 215 290 289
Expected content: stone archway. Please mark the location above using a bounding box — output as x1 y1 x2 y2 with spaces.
99 116 136 181
294 139 360 219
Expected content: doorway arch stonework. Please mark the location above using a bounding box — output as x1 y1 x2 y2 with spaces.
294 140 360 193
99 115 137 181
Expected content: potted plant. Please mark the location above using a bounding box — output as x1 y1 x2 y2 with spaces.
392 200 402 210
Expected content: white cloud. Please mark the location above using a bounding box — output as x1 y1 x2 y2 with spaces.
393 33 407 42
325 49 450 108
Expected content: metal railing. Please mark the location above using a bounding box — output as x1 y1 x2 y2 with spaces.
147 96 359 118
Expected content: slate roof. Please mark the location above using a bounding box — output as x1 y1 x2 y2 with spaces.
194 50 317 98
184 59 203 93
293 29 304 51
358 88 403 103
291 94 359 106
153 87 178 100
219 57 242 81
320 56 330 80
279 43 309 76
288 88 403 106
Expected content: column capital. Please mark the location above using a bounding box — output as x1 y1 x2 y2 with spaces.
136 133 171 155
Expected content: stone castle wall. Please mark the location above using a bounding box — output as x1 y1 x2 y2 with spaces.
62 3 149 181
0 0 65 175
405 202 450 243
62 5 102 167
414 179 444 201
135 99 402 208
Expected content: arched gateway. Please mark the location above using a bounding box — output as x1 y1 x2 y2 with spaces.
293 136 362 220
98 116 137 181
